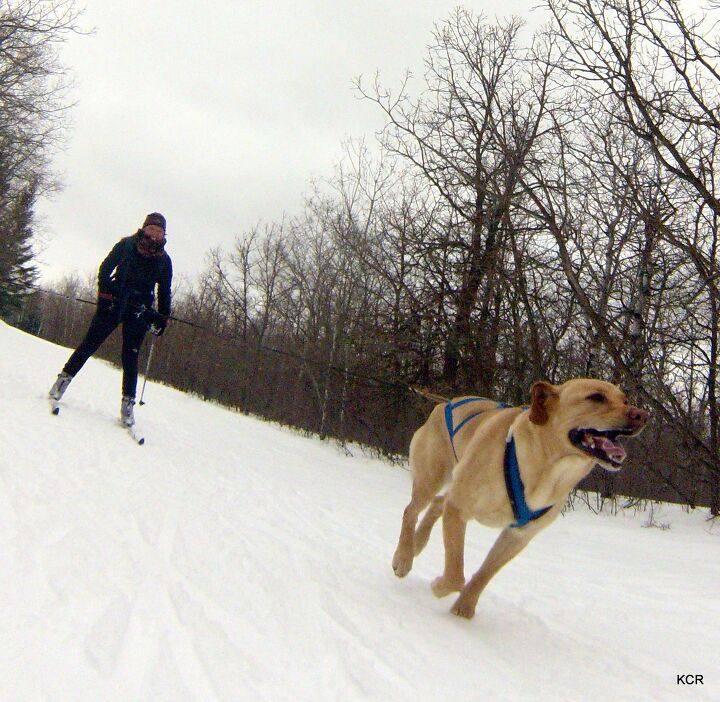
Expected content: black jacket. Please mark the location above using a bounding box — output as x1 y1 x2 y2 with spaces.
98 233 173 316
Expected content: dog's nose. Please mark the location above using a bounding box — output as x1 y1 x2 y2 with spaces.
627 406 649 426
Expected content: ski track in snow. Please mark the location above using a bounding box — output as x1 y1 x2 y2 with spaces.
0 321 718 701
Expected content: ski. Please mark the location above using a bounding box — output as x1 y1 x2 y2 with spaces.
124 422 145 445
50 397 144 444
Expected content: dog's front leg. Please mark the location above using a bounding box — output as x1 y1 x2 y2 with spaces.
431 500 467 597
450 527 533 619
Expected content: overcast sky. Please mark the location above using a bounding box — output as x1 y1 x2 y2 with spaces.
36 0 536 286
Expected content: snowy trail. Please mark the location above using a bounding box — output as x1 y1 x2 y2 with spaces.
0 321 718 701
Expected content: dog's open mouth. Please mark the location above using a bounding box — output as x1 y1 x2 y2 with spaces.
568 428 634 469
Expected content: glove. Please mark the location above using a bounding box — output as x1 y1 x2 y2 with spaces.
144 308 168 336
149 318 167 337
97 292 115 313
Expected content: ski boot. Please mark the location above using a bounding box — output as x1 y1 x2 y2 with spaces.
120 394 136 427
49 372 73 402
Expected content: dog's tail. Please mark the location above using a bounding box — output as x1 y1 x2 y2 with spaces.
409 385 449 404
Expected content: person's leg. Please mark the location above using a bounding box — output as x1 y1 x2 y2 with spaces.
119 317 148 426
55 311 118 387
120 316 148 399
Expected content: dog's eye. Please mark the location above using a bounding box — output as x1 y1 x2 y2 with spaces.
587 393 606 403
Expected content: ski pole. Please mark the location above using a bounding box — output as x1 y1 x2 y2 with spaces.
139 335 157 406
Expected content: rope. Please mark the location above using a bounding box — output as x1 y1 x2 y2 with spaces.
28 284 438 398
409 385 449 403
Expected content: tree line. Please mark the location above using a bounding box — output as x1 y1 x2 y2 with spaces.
11 1 720 514
0 1 79 316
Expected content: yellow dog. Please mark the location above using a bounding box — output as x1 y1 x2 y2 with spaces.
393 379 649 619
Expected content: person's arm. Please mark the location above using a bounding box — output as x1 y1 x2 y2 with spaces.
157 255 173 317
98 240 126 295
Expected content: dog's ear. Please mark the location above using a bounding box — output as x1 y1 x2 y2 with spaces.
529 381 558 425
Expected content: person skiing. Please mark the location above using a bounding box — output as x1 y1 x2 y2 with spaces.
48 212 173 426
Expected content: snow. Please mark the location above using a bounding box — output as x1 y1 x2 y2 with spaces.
0 320 718 701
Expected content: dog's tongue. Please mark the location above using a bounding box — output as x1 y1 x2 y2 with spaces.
591 435 627 463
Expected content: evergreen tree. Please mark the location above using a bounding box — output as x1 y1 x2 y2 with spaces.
0 172 38 316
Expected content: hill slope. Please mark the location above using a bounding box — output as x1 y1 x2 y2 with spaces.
0 322 717 701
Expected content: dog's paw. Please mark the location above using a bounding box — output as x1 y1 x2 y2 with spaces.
450 598 476 619
431 576 464 598
392 550 413 578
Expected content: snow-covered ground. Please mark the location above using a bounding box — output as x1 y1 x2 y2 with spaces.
0 321 718 701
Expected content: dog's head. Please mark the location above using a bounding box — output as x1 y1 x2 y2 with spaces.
528 378 649 471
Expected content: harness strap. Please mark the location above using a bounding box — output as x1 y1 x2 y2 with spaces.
444 397 511 459
444 398 551 527
504 427 553 528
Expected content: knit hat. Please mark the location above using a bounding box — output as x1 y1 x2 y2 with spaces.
142 212 166 232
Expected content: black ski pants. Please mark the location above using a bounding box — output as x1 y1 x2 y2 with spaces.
63 309 147 398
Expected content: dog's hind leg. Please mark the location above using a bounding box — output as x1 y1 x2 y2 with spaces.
413 494 445 556
393 411 450 578
431 499 467 597
392 467 447 577
392 485 437 578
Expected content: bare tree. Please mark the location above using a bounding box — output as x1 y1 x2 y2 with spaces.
0 0 81 317
357 10 560 391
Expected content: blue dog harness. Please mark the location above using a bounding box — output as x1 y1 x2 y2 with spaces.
444 397 553 529
503 428 553 528
444 397 501 459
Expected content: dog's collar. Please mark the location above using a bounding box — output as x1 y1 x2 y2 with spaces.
504 424 553 528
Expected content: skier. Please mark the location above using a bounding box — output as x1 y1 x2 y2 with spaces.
48 212 173 427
